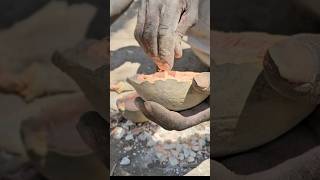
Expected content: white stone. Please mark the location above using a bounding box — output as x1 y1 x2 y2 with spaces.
125 134 134 141
156 152 168 162
198 139 206 147
183 148 190 158
171 150 179 157
124 146 132 151
164 143 175 150
147 138 156 147
111 127 125 139
187 156 195 163
178 153 185 161
205 134 210 142
120 157 130 165
138 132 150 141
175 144 183 152
191 140 198 146
169 156 179 166
192 145 201 152
189 150 197 158
124 120 134 127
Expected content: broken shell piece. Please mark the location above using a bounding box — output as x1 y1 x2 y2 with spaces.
110 81 134 93
116 92 149 123
127 71 209 111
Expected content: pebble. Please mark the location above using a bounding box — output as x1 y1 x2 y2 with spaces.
189 150 197 158
156 152 168 162
192 145 201 152
125 134 134 141
171 150 179 157
124 146 132 151
175 144 183 152
111 127 125 139
147 138 156 147
120 157 130 165
183 148 190 158
198 138 206 147
178 153 184 161
205 134 210 142
187 156 195 163
164 143 175 150
168 156 178 166
191 140 198 146
138 132 150 141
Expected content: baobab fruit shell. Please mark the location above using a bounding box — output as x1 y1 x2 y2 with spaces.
127 71 209 111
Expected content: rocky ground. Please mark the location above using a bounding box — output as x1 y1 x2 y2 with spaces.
110 114 210 176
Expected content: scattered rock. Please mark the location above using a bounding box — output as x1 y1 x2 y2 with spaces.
176 144 183 152
124 146 133 151
111 127 125 139
138 132 150 141
198 139 206 147
205 134 210 142
122 121 134 129
147 138 156 147
131 127 143 135
173 150 181 157
192 145 201 152
189 150 197 158
178 153 185 161
120 157 131 165
164 143 175 150
169 156 179 166
125 134 134 141
187 157 195 163
183 148 190 158
156 152 168 162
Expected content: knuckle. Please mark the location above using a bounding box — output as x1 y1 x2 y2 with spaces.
142 29 153 40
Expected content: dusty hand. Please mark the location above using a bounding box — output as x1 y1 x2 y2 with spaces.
135 97 209 131
135 72 210 131
134 0 199 70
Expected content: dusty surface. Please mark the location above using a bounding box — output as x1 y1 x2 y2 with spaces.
110 118 210 176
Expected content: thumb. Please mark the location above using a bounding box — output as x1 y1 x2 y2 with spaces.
174 35 183 59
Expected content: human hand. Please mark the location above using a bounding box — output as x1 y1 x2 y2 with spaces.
134 0 199 71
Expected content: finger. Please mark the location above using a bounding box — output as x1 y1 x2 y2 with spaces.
144 101 210 130
135 97 210 131
134 97 178 130
174 36 183 59
134 0 146 49
176 0 199 35
157 3 182 70
141 0 160 58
